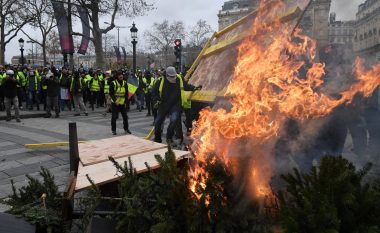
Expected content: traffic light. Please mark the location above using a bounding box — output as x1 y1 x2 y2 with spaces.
174 39 182 71
174 39 182 58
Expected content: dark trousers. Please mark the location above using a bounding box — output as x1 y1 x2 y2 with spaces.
184 108 192 132
46 96 59 116
145 93 152 115
154 107 181 143
0 89 4 111
40 90 47 110
17 87 25 107
28 90 40 110
111 103 129 132
364 108 380 157
90 91 99 110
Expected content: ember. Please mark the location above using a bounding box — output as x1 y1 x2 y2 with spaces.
189 0 380 201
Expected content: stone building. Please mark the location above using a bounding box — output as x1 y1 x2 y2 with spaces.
217 0 259 30
300 0 332 48
353 0 380 62
328 12 355 45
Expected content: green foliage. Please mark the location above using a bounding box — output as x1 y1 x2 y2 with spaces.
110 147 268 233
278 156 380 233
0 167 64 232
110 146 195 233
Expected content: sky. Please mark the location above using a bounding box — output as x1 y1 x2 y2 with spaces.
4 0 364 63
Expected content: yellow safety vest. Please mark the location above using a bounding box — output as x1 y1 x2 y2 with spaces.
17 71 26 87
113 80 126 105
0 73 5 85
90 79 100 92
70 77 83 92
158 75 190 109
27 75 39 91
104 80 110 94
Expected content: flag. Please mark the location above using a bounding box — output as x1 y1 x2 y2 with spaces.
121 47 127 63
51 0 74 54
114 46 121 63
127 74 139 100
76 5 90 55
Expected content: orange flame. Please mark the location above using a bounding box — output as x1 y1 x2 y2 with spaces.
189 0 380 200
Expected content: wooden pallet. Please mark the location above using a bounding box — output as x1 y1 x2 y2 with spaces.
79 135 167 166
75 135 190 191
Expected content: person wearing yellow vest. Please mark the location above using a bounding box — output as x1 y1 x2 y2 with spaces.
151 66 201 144
70 71 88 116
26 70 40 110
110 71 131 135
142 70 155 117
39 67 49 110
97 69 105 107
88 72 102 111
16 67 27 109
103 70 112 116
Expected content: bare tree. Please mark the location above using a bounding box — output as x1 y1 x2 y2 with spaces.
46 29 61 64
0 0 34 64
72 0 154 68
144 20 186 67
188 19 214 50
21 0 57 66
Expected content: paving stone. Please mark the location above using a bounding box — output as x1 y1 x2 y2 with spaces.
17 154 54 165
3 160 59 177
0 152 39 163
0 171 40 185
0 172 9 180
0 142 16 147
0 148 31 157
0 161 23 172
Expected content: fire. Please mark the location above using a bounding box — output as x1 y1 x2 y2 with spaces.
189 0 380 202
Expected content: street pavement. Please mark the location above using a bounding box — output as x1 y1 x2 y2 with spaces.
0 106 156 211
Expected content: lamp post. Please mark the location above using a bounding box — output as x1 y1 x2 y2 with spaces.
27 41 36 65
130 22 138 74
18 38 25 66
104 22 126 51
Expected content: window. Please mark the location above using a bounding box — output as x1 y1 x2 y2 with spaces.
233 3 239 9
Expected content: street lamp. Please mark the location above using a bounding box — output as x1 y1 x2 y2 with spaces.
104 22 127 51
130 22 138 74
27 41 36 65
18 38 25 66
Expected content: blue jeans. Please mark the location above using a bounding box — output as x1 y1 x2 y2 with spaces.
154 109 181 143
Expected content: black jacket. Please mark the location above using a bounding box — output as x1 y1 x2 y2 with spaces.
2 76 19 98
43 75 60 97
151 76 196 112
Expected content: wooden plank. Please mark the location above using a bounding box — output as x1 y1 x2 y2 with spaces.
25 141 86 149
75 148 190 191
79 135 167 166
202 6 301 58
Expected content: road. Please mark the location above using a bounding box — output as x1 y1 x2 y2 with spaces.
0 108 156 211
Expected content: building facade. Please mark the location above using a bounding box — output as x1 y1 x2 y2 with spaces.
329 12 355 45
217 0 258 30
300 0 332 48
353 0 380 63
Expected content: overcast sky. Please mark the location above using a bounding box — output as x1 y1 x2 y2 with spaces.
4 0 364 63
